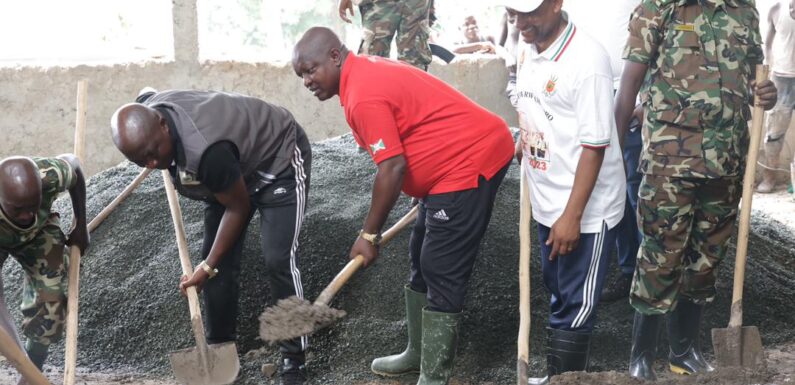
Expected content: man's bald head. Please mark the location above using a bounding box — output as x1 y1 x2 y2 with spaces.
293 27 349 101
293 26 344 64
110 103 160 151
110 103 173 169
0 157 42 226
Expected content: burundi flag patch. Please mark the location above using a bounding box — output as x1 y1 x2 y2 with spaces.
370 139 386 154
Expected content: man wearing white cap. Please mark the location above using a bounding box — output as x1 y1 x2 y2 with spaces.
503 0 626 383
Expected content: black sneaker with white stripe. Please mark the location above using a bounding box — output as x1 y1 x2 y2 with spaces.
279 357 307 385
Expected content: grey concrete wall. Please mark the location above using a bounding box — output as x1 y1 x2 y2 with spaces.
0 57 516 176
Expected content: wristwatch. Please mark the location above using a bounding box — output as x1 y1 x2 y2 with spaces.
198 261 218 279
359 230 382 246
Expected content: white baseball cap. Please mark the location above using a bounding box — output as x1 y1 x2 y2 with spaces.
496 0 544 13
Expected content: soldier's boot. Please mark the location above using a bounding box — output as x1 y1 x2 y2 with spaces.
668 300 714 375
416 309 461 385
371 286 427 376
629 311 663 381
528 328 591 385
16 341 49 385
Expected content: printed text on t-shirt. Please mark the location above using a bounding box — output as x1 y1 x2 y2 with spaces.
517 91 554 121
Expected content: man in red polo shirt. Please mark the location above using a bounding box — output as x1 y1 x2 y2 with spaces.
293 27 513 385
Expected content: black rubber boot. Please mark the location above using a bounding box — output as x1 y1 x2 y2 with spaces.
629 311 663 381
25 340 49 370
528 328 591 384
667 300 714 375
279 353 307 385
16 341 49 385
599 273 633 303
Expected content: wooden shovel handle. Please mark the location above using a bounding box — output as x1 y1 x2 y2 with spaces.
88 168 152 232
0 325 52 385
314 205 419 306
64 79 88 385
517 162 532 385
161 171 210 352
729 64 768 328
72 80 88 162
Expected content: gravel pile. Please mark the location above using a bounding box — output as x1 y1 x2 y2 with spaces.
2 134 795 384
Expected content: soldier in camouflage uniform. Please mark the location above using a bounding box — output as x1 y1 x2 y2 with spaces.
338 0 433 70
0 156 88 380
614 0 778 380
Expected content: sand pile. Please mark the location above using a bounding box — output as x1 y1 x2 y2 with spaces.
2 134 795 384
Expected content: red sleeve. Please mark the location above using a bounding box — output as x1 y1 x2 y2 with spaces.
349 102 404 164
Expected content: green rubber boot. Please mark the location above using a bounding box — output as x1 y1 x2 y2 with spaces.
417 308 461 385
371 286 428 377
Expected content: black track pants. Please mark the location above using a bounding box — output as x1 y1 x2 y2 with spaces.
408 162 509 313
202 141 311 356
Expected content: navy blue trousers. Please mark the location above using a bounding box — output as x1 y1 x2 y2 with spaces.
614 124 642 276
540 221 617 332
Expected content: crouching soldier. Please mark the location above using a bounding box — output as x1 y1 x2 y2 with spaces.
0 155 88 384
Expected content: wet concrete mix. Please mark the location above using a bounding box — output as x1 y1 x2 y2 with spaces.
2 134 795 384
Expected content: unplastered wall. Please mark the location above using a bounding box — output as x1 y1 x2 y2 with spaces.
0 56 516 176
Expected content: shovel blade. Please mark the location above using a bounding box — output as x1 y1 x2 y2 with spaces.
711 326 765 370
169 342 240 385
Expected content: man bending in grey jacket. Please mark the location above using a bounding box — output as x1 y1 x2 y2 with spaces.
110 89 311 385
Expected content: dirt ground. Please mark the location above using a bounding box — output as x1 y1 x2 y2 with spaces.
1 342 794 384
2 134 795 385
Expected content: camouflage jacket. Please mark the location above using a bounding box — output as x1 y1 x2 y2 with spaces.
624 0 763 178
0 157 75 250
355 0 394 6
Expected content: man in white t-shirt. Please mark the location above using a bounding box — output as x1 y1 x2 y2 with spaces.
759 0 795 192
502 0 626 382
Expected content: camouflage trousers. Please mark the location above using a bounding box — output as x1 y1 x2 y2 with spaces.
358 0 432 70
630 174 741 315
0 214 68 346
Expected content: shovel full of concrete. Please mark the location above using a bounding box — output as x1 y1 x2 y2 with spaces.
260 205 419 342
162 171 240 385
711 64 768 370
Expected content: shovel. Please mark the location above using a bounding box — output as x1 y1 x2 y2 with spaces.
0 325 52 385
64 79 88 385
88 168 152 232
260 204 419 342
710 64 768 370
162 171 240 385
517 162 532 385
